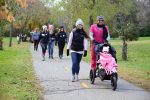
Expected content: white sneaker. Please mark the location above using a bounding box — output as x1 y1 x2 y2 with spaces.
42 56 45 61
72 76 75 82
75 75 79 81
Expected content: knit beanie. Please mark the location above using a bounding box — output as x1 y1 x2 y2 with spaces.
75 18 84 26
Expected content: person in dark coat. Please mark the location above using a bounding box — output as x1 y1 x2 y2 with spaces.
39 25 49 61
55 26 67 59
67 18 89 82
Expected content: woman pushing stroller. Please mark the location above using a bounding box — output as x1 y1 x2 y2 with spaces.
90 15 111 71
89 16 118 90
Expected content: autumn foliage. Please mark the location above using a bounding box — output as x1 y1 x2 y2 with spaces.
0 0 30 22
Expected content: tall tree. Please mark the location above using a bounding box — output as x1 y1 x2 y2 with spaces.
0 0 51 49
113 0 137 60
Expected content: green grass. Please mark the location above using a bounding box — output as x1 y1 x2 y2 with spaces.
83 37 150 91
0 38 42 100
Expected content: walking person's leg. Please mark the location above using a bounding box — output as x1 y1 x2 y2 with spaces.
71 52 78 82
58 43 61 58
51 41 55 59
18 37 21 44
58 43 64 59
48 41 51 58
61 43 65 58
40 43 45 61
75 53 82 81
43 43 48 61
36 40 39 51
34 40 36 51
44 43 47 54
91 44 96 71
35 40 38 51
18 40 19 44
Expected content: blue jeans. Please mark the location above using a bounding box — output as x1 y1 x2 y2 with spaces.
48 40 55 57
71 52 82 75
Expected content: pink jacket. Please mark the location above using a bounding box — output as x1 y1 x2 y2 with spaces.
89 24 109 43
98 52 118 75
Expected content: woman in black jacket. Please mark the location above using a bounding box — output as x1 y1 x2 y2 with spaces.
55 26 67 59
39 25 49 61
67 19 89 82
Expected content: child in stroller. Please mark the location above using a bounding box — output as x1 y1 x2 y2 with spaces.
98 46 118 75
89 42 118 91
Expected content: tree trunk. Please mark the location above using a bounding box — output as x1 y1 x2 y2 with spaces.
9 23 13 47
89 0 95 26
122 39 127 60
89 15 93 26
0 39 3 50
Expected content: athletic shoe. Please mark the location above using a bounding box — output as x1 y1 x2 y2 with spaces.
72 75 75 82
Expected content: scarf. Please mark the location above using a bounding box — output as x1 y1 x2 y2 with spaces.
97 24 108 41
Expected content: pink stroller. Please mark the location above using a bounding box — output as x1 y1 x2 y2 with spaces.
89 43 118 91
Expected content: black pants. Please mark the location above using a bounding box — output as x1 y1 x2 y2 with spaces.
58 43 65 57
40 42 47 56
34 40 39 51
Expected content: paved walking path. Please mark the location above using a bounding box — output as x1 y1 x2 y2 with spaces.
31 44 150 100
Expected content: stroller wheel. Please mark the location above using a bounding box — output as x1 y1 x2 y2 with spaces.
111 75 117 91
89 69 95 84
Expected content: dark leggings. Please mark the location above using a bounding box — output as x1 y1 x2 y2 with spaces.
58 43 65 56
40 43 47 56
34 40 39 51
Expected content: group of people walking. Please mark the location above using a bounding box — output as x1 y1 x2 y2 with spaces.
31 15 117 82
31 25 67 61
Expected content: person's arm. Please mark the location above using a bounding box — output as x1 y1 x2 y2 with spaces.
84 38 88 51
83 37 88 57
106 26 110 41
47 32 50 42
67 31 73 50
64 32 67 43
38 33 41 42
106 34 110 41
89 25 94 41
89 32 94 41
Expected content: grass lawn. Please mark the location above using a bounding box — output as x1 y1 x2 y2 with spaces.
0 38 42 100
83 37 150 91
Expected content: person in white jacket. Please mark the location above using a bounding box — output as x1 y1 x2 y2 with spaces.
67 18 88 82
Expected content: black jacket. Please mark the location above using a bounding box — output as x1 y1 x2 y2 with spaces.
71 29 86 51
39 31 49 44
56 31 67 44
